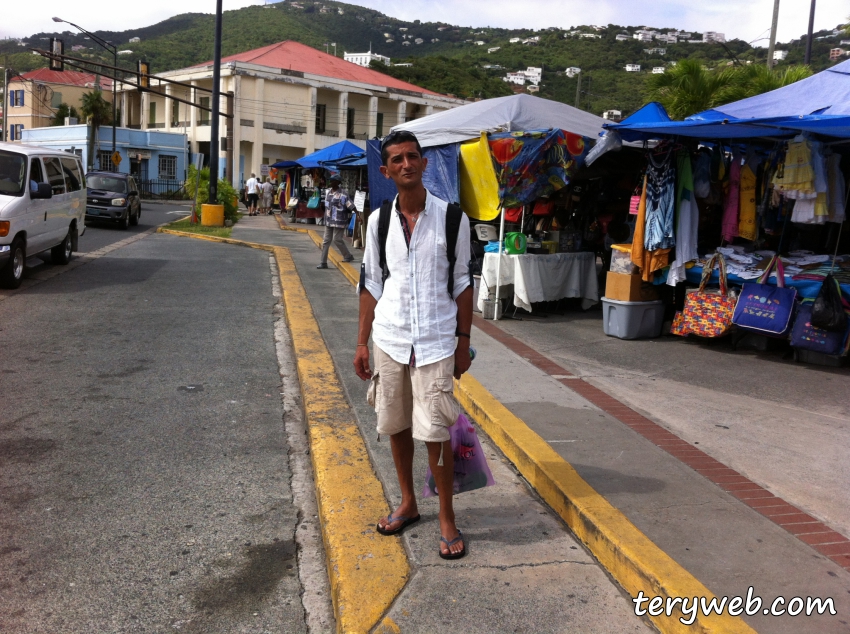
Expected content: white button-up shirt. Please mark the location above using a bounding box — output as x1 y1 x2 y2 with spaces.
360 190 471 367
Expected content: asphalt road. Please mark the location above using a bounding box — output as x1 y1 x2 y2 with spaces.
0 232 307 633
76 203 190 253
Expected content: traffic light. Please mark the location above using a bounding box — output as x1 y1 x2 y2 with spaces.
49 38 64 72
137 60 150 91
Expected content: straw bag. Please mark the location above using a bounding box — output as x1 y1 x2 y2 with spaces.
671 253 736 338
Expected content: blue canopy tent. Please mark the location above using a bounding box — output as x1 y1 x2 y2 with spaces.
295 140 364 169
606 59 850 141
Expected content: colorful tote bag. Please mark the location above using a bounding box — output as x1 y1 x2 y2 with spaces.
732 256 797 338
790 303 849 356
671 253 736 338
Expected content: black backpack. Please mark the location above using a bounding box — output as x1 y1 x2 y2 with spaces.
360 199 467 298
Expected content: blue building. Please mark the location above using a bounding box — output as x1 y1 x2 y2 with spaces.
21 125 189 196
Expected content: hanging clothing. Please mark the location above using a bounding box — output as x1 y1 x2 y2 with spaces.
738 161 757 241
827 153 846 223
773 138 815 198
721 153 741 242
668 152 699 287
631 174 671 282
644 148 676 251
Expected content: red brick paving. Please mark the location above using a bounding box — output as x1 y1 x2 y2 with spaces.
472 314 849 572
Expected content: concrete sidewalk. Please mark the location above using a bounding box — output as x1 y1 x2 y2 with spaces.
232 216 653 633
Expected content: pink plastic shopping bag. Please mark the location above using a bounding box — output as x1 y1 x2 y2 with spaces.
423 413 496 497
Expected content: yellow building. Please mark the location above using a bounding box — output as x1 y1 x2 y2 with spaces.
6 68 113 140
115 40 464 188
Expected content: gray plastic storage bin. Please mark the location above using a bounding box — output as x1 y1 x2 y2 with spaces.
602 298 664 340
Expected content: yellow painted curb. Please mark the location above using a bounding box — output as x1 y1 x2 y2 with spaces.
275 247 408 634
156 227 409 633
454 374 757 634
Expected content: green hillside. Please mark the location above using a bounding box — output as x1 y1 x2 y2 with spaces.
2 1 847 117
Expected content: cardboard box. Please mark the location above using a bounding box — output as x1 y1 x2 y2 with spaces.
605 271 659 302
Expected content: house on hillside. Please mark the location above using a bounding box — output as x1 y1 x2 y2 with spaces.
504 72 526 85
615 34 631 42
474 41 485 46
830 48 849 60
565 67 581 78
602 110 622 121
633 32 653 42
644 48 666 55
509 37 521 43
488 47 500 53
652 67 666 74
579 33 601 39
129 37 140 44
111 40 464 187
527 85 539 93
402 41 411 46
773 50 788 61
344 50 391 67
625 64 641 72
415 38 424 45
703 32 725 43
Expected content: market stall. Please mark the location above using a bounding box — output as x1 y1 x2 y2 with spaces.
372 94 607 317
594 59 850 361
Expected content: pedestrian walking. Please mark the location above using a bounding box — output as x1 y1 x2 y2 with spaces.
245 173 259 216
353 130 473 560
317 173 355 269
261 177 275 215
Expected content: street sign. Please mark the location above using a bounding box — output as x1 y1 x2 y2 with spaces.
111 151 122 167
260 164 270 177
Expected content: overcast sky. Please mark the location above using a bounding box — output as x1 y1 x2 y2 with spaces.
1 0 846 46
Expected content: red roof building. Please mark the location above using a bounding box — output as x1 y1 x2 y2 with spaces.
13 68 113 90
197 40 437 96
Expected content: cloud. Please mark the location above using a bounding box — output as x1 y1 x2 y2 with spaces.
1 0 846 44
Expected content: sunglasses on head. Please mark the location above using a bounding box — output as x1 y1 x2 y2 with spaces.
380 130 419 151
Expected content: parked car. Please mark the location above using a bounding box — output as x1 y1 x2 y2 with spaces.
0 142 86 289
85 171 141 229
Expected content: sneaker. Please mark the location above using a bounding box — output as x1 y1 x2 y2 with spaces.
316 263 328 269
343 256 354 262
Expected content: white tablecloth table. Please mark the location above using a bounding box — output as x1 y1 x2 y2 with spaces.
479 252 599 312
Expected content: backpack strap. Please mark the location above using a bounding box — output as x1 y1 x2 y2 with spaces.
377 200 393 289
445 203 463 298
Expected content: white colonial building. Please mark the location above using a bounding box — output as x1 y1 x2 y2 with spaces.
344 50 391 67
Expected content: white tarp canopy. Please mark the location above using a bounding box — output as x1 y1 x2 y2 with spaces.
391 94 606 148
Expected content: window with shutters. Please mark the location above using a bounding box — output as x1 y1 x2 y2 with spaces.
315 104 326 134
346 107 355 139
149 102 157 126
159 155 177 179
199 97 210 124
172 99 179 126
376 112 384 138
51 91 63 108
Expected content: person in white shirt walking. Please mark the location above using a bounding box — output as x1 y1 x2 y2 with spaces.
354 131 473 560
261 178 275 215
245 173 259 216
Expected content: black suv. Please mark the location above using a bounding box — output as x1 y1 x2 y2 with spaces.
85 172 141 229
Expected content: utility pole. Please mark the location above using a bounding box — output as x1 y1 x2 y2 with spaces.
208 0 223 205
574 72 582 109
805 0 816 65
766 0 780 68
225 90 234 187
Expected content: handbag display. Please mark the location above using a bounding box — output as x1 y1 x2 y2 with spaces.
790 303 848 356
532 199 554 216
731 256 797 338
306 189 321 209
811 273 848 332
671 253 736 338
504 232 527 255
504 207 523 223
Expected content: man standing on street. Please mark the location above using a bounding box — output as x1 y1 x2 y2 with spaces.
261 177 275 215
245 172 259 216
317 173 355 269
353 131 472 560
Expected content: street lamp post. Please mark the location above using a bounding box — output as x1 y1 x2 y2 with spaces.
52 17 117 162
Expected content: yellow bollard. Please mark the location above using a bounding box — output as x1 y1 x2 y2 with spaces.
201 203 224 227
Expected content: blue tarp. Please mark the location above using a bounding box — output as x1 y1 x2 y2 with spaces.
606 59 850 141
296 140 364 169
366 140 460 212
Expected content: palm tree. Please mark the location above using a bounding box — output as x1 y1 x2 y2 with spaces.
645 59 736 120
646 60 813 120
79 89 113 171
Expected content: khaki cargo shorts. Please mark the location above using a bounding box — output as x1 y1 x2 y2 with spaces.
367 345 460 443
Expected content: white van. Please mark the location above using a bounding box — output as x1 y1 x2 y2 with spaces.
0 142 86 288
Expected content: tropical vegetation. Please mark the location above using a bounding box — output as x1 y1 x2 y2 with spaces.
645 59 813 120
79 90 112 170
185 165 240 223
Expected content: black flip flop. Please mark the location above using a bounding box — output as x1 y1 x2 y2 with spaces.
439 531 466 560
376 513 421 536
